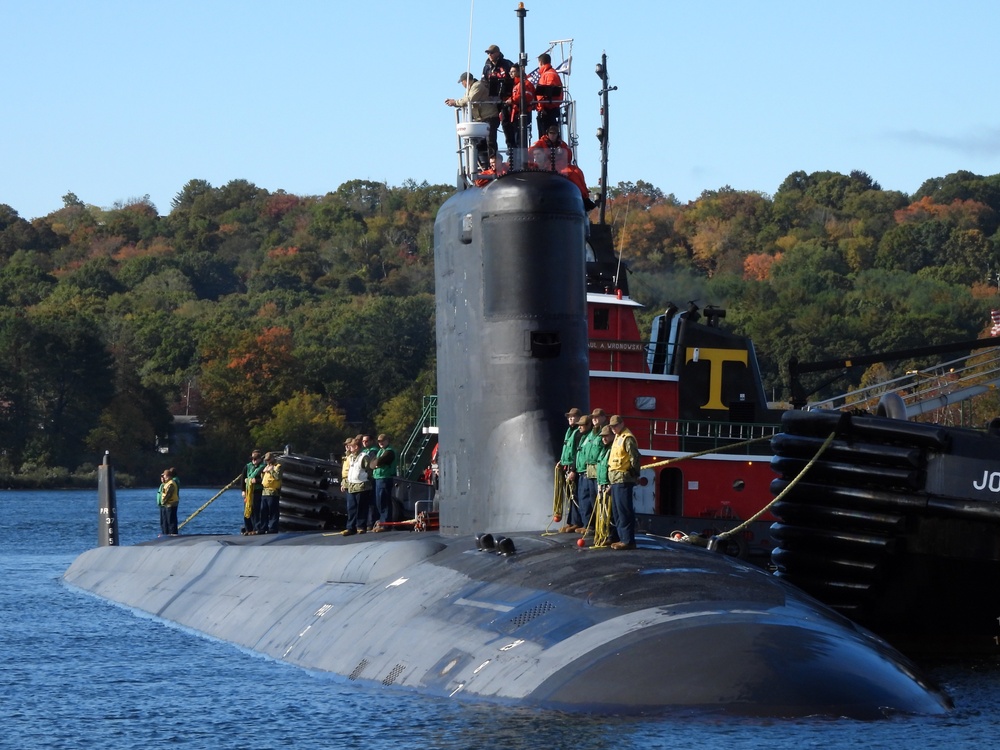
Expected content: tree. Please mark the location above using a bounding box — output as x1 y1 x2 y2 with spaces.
250 391 348 458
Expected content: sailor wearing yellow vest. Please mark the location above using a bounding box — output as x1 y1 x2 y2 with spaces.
607 414 642 550
259 452 282 534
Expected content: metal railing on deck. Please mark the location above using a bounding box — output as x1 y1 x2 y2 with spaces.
399 396 438 481
631 416 780 456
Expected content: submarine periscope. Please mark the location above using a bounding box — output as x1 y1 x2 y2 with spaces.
63 6 950 718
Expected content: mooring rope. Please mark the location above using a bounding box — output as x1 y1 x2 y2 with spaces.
178 473 243 531
591 485 613 548
639 433 774 471
713 430 836 542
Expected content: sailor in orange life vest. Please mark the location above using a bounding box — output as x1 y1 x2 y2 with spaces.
473 154 510 187
607 414 642 550
534 51 563 134
528 125 597 211
505 64 535 149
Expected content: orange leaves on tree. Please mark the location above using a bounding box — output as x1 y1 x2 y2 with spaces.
744 252 782 281
894 196 994 229
202 326 299 429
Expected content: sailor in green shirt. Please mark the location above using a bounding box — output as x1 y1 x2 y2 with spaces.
562 414 591 531
577 408 609 534
559 407 583 468
593 425 614 542
241 449 265 535
371 433 398 530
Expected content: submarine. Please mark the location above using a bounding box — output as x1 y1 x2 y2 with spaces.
64 7 951 717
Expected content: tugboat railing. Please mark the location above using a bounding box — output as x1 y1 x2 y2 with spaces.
807 346 1000 418
633 416 779 456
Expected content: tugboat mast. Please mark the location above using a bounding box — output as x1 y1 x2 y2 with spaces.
595 53 616 225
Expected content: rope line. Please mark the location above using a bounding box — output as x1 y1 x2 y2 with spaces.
639 433 773 471
178 474 243 531
591 485 613 548
714 431 836 541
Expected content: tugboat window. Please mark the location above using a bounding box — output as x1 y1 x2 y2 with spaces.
594 308 609 331
733 479 745 491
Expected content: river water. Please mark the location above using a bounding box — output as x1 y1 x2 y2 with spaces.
3 487 999 749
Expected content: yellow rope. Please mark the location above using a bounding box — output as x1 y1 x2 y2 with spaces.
545 465 579 536
545 464 567 535
714 430 836 541
178 474 243 531
591 485 613 548
640 433 773 471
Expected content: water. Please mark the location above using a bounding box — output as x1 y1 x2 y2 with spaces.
3 488 1000 749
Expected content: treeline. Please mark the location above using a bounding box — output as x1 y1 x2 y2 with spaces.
1 169 999 486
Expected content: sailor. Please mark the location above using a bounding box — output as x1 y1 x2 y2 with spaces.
528 125 596 210
361 434 379 532
445 72 500 168
565 414 592 532
259 452 282 534
371 433 398 531
557 407 583 531
505 64 535 149
559 407 582 471
607 415 641 550
577 408 608 534
157 467 180 536
482 44 516 153
534 51 563 134
340 438 372 536
594 426 614 540
473 153 510 187
528 124 572 172
241 449 265 535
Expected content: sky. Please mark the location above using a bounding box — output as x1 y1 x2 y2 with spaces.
4 0 1000 220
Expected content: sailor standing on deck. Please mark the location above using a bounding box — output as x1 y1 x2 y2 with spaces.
557 407 583 532
534 52 563 134
608 415 641 550
445 72 500 168
157 467 180 536
259 452 282 534
371 433 398 530
341 439 372 536
482 44 516 154
241 449 265 535
505 64 535 149
361 434 379 532
577 408 608 535
569 414 592 531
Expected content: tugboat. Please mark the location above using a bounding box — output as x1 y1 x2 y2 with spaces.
63 6 951 717
769 338 1000 656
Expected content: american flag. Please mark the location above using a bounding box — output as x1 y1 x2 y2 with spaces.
991 309 1000 337
527 56 571 85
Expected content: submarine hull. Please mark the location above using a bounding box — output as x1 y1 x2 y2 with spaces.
63 531 949 717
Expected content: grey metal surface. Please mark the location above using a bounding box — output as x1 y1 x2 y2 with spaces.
434 173 589 536
63 531 950 716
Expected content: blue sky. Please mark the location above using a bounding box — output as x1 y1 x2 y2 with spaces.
3 0 1000 220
